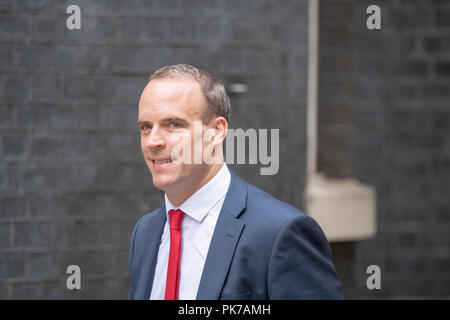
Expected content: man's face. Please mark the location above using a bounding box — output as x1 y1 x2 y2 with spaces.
138 78 214 194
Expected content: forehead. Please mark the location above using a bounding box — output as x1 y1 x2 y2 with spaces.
138 78 205 120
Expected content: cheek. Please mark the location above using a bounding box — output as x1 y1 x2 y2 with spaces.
168 131 186 145
140 137 147 153
192 129 205 147
168 130 194 156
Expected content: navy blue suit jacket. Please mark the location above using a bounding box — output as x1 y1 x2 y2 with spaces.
129 171 343 299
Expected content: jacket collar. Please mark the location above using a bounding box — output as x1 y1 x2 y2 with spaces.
195 170 247 299
141 169 248 300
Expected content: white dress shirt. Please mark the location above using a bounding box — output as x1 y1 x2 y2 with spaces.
149 164 231 300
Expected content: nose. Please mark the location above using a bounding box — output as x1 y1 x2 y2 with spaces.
146 126 166 150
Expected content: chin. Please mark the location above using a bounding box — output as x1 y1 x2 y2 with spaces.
151 178 169 191
151 175 178 192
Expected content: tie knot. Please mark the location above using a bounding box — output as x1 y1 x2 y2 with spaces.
168 209 185 231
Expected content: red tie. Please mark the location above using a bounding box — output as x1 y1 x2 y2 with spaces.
165 209 185 300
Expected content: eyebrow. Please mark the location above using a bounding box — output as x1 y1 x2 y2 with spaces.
137 120 150 126
137 117 188 126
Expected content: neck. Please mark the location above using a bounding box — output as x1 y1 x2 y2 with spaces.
166 162 223 207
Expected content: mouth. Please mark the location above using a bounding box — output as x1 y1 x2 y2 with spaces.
152 159 172 164
149 158 175 168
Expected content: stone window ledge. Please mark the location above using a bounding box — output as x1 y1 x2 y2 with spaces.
303 173 377 242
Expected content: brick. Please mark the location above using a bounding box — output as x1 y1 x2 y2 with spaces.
14 222 57 247
58 250 118 277
182 0 200 13
104 105 139 131
99 221 135 245
0 74 29 100
65 75 117 98
423 85 450 99
74 278 129 299
58 221 101 247
17 104 103 129
0 44 14 67
396 62 428 76
60 134 111 158
18 164 68 189
108 134 142 160
320 27 351 47
31 75 64 100
63 15 119 39
76 105 104 129
1 196 27 218
435 62 450 76
0 14 28 37
0 285 11 299
100 164 150 188
27 252 61 278
0 163 14 191
230 20 258 42
31 194 110 217
29 192 157 218
155 0 179 13
195 18 232 41
392 9 429 29
0 223 11 248
18 104 71 128
75 45 112 68
0 0 14 9
436 11 450 27
141 18 165 39
119 16 142 40
321 1 353 22
163 18 195 40
16 0 52 9
2 134 26 157
321 55 352 74
30 14 65 38
424 37 450 52
16 44 78 68
30 136 60 158
107 0 155 10
12 281 66 300
116 75 148 99
0 254 26 278
247 0 306 16
18 164 100 189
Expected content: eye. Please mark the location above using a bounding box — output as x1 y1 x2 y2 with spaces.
140 124 151 131
170 122 181 129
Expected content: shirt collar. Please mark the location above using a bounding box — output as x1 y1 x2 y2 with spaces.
164 164 231 222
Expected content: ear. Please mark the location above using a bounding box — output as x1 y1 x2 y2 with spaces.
209 117 228 144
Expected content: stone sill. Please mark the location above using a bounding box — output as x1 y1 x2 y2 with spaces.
303 173 377 242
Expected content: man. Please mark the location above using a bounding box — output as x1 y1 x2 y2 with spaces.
129 64 343 300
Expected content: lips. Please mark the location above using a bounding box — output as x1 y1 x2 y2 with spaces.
152 159 172 164
149 157 175 168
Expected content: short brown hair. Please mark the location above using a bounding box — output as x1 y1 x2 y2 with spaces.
149 64 230 123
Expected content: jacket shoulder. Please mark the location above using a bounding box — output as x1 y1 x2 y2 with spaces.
245 182 307 222
131 207 163 235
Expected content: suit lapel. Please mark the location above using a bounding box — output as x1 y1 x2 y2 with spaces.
196 171 247 300
135 204 166 300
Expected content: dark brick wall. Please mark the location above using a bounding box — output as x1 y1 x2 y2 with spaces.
318 0 353 178
3 0 447 300
0 0 309 299
323 0 450 298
